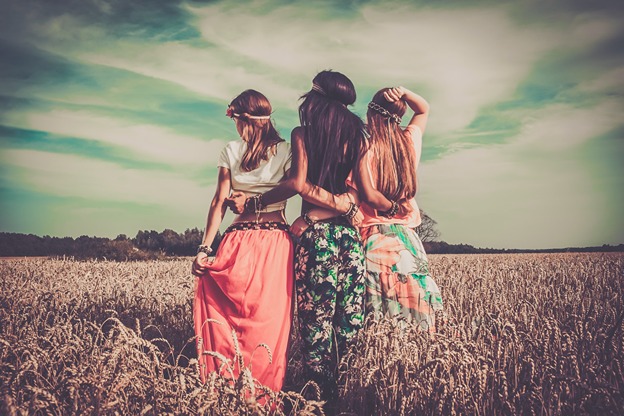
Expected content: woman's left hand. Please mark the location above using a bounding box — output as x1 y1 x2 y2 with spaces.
290 216 309 238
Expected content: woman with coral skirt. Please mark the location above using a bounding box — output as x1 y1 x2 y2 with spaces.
191 89 293 391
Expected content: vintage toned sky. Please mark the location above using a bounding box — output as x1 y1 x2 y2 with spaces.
0 0 623 249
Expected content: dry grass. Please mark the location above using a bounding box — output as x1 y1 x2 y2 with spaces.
0 253 622 415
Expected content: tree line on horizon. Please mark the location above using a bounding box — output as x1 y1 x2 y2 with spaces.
0 212 621 260
0 228 216 261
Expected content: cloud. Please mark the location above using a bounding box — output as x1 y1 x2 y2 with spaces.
577 66 624 95
188 2 564 136
2 109 227 167
419 99 624 248
7 0 573 137
0 0 622 246
0 148 214 210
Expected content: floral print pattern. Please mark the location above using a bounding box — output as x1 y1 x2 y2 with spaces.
295 222 365 388
362 224 443 331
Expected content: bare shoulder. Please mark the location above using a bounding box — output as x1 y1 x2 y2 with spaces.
290 127 306 151
291 126 304 142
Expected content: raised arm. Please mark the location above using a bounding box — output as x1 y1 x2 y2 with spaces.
192 167 231 276
385 86 428 171
385 86 430 135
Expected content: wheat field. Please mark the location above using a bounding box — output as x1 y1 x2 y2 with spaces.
0 253 622 415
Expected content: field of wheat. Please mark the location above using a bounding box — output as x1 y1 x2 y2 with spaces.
0 252 622 415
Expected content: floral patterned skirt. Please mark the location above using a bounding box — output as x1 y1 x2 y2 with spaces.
361 223 443 331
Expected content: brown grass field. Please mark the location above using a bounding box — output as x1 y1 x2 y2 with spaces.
0 253 622 415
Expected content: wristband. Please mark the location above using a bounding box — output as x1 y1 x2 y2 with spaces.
380 200 399 218
245 194 266 214
343 202 359 221
197 245 213 256
303 212 317 226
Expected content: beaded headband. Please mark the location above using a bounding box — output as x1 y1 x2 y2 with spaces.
226 107 271 120
367 101 402 124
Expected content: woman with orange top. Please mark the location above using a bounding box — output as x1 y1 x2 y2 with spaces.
356 86 443 330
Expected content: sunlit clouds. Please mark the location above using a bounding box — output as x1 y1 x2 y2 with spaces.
0 0 622 248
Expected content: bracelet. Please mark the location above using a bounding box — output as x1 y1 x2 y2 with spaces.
197 244 213 256
303 211 317 226
343 202 359 221
379 200 399 218
244 194 266 214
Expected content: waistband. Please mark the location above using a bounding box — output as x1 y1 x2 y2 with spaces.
225 221 290 234
316 216 352 227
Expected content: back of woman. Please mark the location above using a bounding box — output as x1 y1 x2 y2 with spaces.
356 86 443 331
294 70 367 411
191 89 293 393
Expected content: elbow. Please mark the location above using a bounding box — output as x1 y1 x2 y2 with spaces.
361 190 377 206
364 192 388 210
292 180 305 194
286 177 305 194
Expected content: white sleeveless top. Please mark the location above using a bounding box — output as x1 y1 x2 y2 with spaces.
216 140 291 212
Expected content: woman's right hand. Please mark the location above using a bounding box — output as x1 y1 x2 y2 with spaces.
192 253 211 276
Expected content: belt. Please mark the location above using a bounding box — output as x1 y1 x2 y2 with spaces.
224 221 290 234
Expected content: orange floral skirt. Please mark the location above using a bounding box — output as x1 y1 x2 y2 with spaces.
361 224 443 331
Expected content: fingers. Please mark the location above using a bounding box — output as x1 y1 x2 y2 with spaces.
384 87 404 102
226 191 247 214
191 254 210 276
191 264 203 276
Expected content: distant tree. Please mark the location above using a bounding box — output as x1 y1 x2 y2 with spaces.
133 230 162 252
416 210 441 242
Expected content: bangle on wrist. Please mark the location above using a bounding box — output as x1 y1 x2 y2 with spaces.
342 202 359 221
379 200 399 218
303 212 316 226
245 194 266 214
197 244 213 256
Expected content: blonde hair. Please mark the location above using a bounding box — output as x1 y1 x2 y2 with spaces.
228 90 283 172
365 88 417 201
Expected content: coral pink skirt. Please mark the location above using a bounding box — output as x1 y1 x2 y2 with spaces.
193 223 293 391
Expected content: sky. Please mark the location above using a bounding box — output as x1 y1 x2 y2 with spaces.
0 0 623 249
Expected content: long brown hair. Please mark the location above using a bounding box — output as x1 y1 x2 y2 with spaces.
366 88 417 201
299 70 366 194
228 90 283 172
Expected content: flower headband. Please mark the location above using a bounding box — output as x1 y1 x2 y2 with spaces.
226 107 271 120
368 101 402 124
